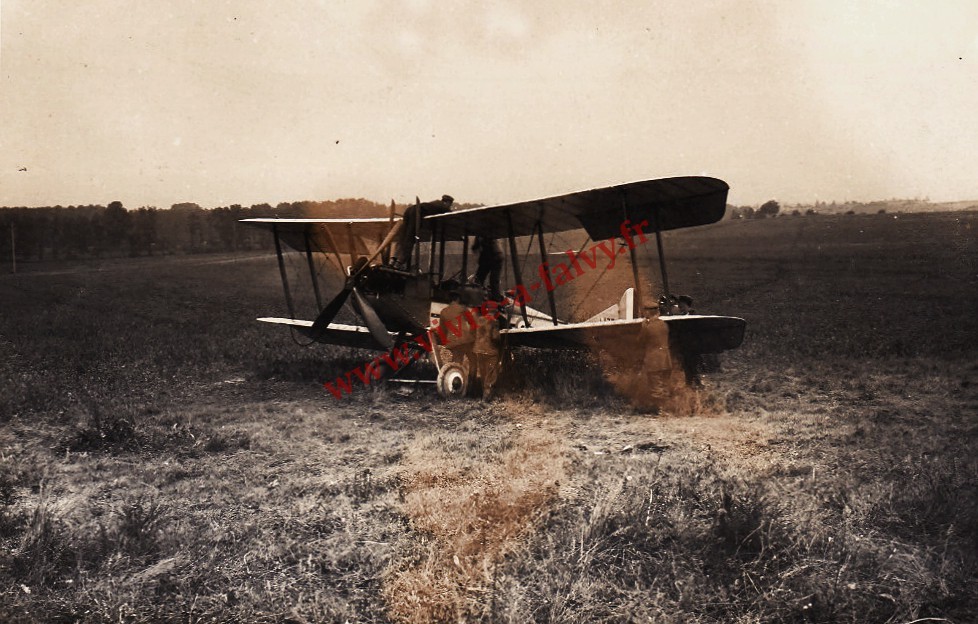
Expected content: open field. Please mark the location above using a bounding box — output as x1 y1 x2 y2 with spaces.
1 212 977 622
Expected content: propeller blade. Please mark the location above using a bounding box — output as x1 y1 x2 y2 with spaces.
309 286 352 339
351 289 394 349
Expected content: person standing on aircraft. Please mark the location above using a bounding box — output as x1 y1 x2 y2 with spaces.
472 236 503 299
392 194 454 270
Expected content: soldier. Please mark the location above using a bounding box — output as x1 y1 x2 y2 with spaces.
472 236 503 299
392 194 454 269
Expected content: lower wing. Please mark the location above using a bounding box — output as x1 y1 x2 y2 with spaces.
257 317 392 351
502 315 745 353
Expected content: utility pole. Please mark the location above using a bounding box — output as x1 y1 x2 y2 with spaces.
10 223 15 274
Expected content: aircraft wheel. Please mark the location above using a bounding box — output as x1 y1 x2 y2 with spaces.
436 362 469 399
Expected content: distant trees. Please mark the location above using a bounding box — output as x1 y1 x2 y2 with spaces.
0 198 394 263
728 206 753 219
130 207 159 255
208 206 236 251
757 200 780 218
728 200 782 219
727 200 921 218
103 200 131 252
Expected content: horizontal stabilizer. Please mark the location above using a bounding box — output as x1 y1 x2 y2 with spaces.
660 314 746 353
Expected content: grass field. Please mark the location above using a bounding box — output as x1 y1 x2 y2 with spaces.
1 212 976 622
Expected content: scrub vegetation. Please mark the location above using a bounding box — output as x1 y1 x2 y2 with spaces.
1 211 976 622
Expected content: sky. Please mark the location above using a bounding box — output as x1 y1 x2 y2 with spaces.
1 0 976 209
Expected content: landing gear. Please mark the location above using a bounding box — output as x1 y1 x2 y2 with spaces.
428 301 504 400
436 362 469 398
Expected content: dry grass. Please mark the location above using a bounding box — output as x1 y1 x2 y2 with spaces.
482 359 978 622
1 213 976 622
385 404 567 622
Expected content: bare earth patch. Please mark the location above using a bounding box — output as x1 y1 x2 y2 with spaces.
385 403 567 622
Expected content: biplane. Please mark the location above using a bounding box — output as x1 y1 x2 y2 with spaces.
242 176 746 399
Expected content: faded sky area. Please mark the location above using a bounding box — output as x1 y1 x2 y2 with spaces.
1 1 976 209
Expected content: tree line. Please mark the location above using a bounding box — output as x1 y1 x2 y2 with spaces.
0 199 394 262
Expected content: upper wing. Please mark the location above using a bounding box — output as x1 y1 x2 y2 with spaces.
242 176 728 252
241 218 397 255
427 176 729 241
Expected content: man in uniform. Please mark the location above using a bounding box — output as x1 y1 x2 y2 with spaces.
472 236 503 299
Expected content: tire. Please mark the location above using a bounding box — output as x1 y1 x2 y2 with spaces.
436 362 469 398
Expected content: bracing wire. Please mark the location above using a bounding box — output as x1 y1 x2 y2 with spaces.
570 236 618 321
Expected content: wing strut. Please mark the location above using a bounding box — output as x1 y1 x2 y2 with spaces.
412 197 422 271
651 202 671 300
427 220 437 277
318 224 346 274
273 223 296 319
345 223 357 269
506 210 531 328
437 222 446 280
382 200 396 265
622 195 646 317
535 221 559 325
303 230 324 310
